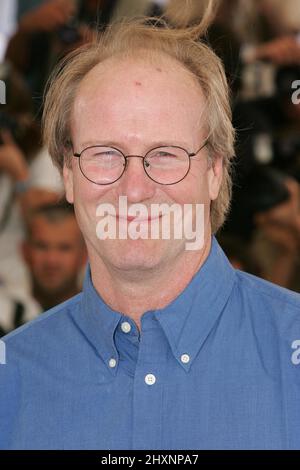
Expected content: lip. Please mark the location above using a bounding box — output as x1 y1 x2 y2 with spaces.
116 214 163 223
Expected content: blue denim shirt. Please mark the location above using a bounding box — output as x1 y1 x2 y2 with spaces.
1 236 300 449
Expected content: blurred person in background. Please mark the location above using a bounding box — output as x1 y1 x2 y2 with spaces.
253 175 300 290
242 0 300 66
222 165 300 291
5 0 119 116
0 63 63 294
223 0 300 286
0 201 87 337
22 201 87 311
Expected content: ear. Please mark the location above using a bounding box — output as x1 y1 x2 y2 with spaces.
63 162 74 204
208 155 223 201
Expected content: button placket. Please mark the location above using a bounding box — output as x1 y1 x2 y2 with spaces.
108 358 117 368
121 321 132 334
180 353 190 364
144 373 156 385
132 317 167 449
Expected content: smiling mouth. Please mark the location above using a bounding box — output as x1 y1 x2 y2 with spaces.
115 214 163 223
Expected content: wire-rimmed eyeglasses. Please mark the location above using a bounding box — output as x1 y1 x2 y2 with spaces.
73 141 208 185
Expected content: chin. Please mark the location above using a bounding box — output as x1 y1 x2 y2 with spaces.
37 281 63 294
97 237 184 272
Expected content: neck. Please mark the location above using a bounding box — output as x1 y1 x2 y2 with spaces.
89 232 212 331
32 282 79 311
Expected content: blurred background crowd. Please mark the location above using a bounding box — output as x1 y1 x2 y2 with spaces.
0 0 300 336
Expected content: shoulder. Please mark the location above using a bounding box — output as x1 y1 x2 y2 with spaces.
1 293 83 352
0 292 83 421
229 271 300 381
234 269 300 311
233 270 300 339
0 294 84 449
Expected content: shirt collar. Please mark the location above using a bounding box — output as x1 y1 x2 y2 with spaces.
72 236 236 375
154 236 236 372
76 268 122 376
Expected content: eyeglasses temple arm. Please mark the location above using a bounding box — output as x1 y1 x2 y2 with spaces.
189 139 208 157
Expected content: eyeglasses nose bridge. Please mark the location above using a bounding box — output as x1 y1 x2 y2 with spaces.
124 154 145 160
124 154 149 169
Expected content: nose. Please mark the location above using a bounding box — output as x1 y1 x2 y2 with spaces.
117 156 156 203
43 249 62 268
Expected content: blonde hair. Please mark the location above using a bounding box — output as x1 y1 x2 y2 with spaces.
43 0 235 233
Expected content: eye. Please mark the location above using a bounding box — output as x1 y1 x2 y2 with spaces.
151 151 177 159
92 150 120 159
83 148 123 167
145 148 185 167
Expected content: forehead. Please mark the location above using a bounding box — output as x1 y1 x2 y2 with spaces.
30 215 78 235
71 54 207 147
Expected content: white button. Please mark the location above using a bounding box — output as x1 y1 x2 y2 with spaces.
145 373 156 385
121 321 131 333
181 354 190 364
109 358 117 368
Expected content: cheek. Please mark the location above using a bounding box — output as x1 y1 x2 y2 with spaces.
72 171 106 212
72 173 115 240
62 253 77 269
30 252 44 267
165 168 210 205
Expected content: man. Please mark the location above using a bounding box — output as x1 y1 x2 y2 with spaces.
1 0 300 449
22 201 87 311
0 201 87 335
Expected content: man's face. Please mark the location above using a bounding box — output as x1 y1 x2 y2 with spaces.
23 215 86 294
64 54 223 272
